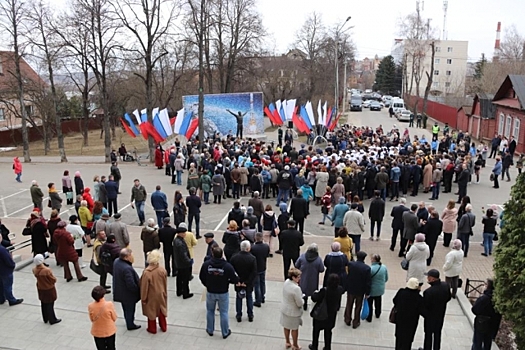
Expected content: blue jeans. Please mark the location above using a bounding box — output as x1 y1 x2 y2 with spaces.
203 192 210 204
391 182 399 199
236 289 254 318
188 212 200 237
379 188 386 201
121 302 137 329
483 232 495 255
15 172 22 182
232 183 240 198
431 183 440 199
253 271 266 304
322 214 332 224
176 170 182 185
472 328 493 350
135 201 145 223
0 273 17 304
370 220 382 237
349 234 361 254
276 188 289 205
206 292 229 337
155 211 166 227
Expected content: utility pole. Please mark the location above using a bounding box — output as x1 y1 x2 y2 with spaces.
342 60 348 114
198 0 205 150
334 16 351 110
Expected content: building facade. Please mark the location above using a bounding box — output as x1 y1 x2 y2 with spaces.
493 75 525 154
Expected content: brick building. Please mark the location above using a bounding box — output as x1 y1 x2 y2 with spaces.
493 75 525 154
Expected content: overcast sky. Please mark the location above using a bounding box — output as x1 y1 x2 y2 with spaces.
8 0 525 64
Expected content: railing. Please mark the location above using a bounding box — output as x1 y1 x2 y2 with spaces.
465 278 485 300
7 237 32 253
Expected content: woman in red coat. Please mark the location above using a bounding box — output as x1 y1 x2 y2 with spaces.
13 156 22 182
53 220 87 282
82 187 95 212
155 144 164 169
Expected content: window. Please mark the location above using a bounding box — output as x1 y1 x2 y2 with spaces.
0 108 4 121
446 70 451 76
434 58 440 64
445 82 451 88
447 47 453 52
514 118 521 142
433 82 440 87
498 114 505 135
506 115 512 138
435 46 441 52
434 70 440 75
447 59 452 64
25 105 33 117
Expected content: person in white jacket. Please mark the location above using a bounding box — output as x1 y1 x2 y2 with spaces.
405 233 430 285
343 203 366 254
66 215 87 268
443 239 464 298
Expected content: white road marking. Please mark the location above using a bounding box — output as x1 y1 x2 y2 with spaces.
118 202 133 213
6 191 63 218
1 189 28 200
0 197 7 217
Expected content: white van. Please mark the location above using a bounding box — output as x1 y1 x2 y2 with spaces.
391 98 405 113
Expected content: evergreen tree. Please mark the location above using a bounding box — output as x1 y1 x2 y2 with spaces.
474 53 487 80
375 55 396 94
494 174 525 348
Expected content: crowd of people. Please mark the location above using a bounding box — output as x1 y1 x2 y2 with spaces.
1 122 511 350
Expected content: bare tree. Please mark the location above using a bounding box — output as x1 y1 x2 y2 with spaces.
498 25 525 61
26 0 67 161
422 41 436 116
111 0 178 160
0 0 31 162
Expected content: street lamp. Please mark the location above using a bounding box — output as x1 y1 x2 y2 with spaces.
335 16 351 113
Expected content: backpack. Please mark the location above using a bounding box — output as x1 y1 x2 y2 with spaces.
100 250 113 267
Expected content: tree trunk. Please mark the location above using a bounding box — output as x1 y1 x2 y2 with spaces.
422 42 436 116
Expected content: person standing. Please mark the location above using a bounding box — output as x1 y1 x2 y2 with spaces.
151 185 168 226
502 150 513 182
48 182 63 211
393 278 424 350
430 163 443 200
481 208 498 257
489 134 501 158
74 171 84 195
280 267 304 350
131 179 147 226
423 212 443 266
441 200 458 247
421 269 451 350
344 251 371 329
109 162 122 194
141 219 160 266
289 189 309 234
457 163 469 204
323 242 348 287
0 244 23 306
62 171 74 205
173 225 193 299
212 169 226 204
93 230 110 293
400 204 419 257
390 162 401 201
54 220 87 282
203 232 218 261
332 197 349 237
88 285 118 350
174 154 184 185
230 240 258 322
295 243 325 311
251 232 269 307
28 211 48 257
248 191 265 232
443 239 464 299
199 246 239 339
158 217 177 277
105 175 119 216
367 254 388 323
109 213 129 249
458 204 475 258
113 248 141 330
186 187 202 239
491 157 502 189
67 215 88 269
200 170 212 204
308 274 344 350
276 165 293 205
374 167 389 201
230 163 242 199
406 233 430 286
32 254 60 324
471 278 502 350
279 219 304 281
13 156 22 182
390 198 409 252
30 180 44 212
343 203 365 254
368 190 385 241
140 250 168 334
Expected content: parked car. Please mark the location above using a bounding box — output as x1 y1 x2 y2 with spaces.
350 95 363 111
362 100 372 108
396 108 411 122
370 101 382 111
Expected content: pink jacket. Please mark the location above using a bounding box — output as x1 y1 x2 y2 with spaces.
441 207 458 233
13 157 22 174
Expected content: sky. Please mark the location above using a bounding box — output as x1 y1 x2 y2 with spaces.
7 0 525 64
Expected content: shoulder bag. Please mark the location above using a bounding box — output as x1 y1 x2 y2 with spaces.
389 306 397 324
89 244 104 275
400 258 409 271
310 288 328 321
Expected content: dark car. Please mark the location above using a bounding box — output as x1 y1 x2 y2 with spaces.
350 95 363 111
370 101 382 111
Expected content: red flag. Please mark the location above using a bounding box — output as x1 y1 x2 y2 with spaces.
328 113 342 131
185 118 199 139
292 112 309 134
170 117 176 125
325 107 333 127
120 118 136 138
143 122 164 143
272 109 283 125
264 106 279 125
139 123 150 140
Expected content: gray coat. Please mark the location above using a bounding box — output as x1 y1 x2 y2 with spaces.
211 174 226 196
109 220 129 248
295 251 325 296
402 211 420 241
458 212 476 234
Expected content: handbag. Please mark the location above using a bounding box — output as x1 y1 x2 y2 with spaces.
47 199 52 208
360 298 370 320
310 290 328 321
89 245 104 275
474 315 492 333
389 306 397 324
22 227 32 236
400 258 409 270
490 173 494 181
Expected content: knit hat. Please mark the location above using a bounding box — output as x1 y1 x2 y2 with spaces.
279 202 288 213
406 278 420 290
247 206 254 214
33 254 45 266
57 221 67 228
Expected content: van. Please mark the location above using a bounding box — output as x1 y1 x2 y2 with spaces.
391 98 405 113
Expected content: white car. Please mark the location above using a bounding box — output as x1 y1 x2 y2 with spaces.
362 100 372 108
397 109 411 122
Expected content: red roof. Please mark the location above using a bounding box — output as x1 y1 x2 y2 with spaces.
0 51 46 92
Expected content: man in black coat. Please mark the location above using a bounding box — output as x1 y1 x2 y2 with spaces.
112 248 141 330
344 251 371 329
173 223 193 299
158 217 177 276
250 232 270 307
508 135 517 156
456 164 469 204
423 212 443 266
105 175 119 216
421 269 451 350
368 190 385 241
289 189 309 234
410 163 422 196
502 150 513 182
230 240 258 322
471 278 502 349
279 220 304 280
203 232 218 262
186 187 202 239
390 198 409 251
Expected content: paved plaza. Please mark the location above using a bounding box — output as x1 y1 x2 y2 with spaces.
0 108 508 349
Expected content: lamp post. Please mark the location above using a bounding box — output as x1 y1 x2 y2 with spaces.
198 0 206 150
334 16 351 112
342 59 348 114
